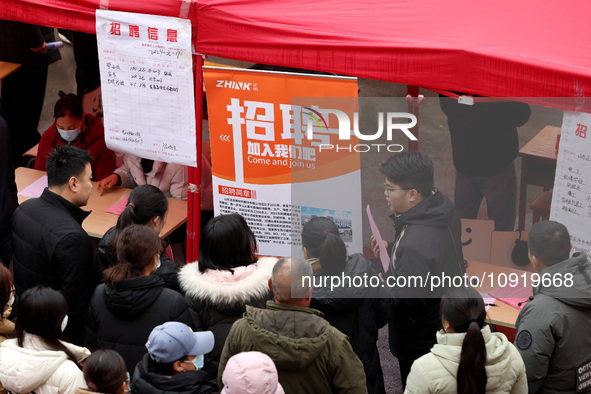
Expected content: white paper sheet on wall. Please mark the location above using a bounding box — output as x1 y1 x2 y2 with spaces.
550 111 591 257
96 9 197 167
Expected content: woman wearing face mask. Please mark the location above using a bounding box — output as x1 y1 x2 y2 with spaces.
302 217 390 394
85 225 193 377
35 92 115 181
95 185 180 291
0 286 91 394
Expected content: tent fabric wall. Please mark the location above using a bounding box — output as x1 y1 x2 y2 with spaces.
193 0 591 100
1 0 590 100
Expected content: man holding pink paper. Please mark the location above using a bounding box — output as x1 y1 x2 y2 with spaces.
371 152 465 388
515 220 591 393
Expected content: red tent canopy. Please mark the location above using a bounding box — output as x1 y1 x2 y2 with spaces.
3 0 590 99
0 0 196 37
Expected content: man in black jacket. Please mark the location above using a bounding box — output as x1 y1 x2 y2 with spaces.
372 152 465 387
12 145 95 345
440 95 531 231
0 20 61 166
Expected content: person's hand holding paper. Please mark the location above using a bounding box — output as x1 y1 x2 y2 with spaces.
366 205 390 274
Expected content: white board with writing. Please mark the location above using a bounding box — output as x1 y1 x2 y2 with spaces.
96 10 197 167
550 111 591 257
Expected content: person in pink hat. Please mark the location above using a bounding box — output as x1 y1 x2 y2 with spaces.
221 352 284 394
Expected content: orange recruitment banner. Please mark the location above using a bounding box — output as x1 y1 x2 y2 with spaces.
204 67 360 256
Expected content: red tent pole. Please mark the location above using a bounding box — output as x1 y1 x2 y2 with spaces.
407 85 420 151
187 53 204 263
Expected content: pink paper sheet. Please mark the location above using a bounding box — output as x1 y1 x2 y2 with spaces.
479 293 497 312
366 204 390 274
488 285 533 310
106 197 129 215
18 175 48 198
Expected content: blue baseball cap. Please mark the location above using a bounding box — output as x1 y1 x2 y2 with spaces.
146 322 214 363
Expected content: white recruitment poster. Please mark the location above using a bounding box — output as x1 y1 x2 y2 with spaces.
550 111 591 257
204 68 361 257
96 10 197 167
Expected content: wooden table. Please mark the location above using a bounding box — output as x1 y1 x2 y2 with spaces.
23 143 39 158
517 125 560 230
466 260 535 340
16 167 187 239
0 61 21 80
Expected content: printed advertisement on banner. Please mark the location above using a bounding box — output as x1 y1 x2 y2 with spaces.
550 111 591 257
96 10 197 167
204 68 361 257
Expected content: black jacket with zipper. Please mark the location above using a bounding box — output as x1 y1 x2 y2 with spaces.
12 188 94 346
310 253 390 394
386 189 465 363
85 275 193 376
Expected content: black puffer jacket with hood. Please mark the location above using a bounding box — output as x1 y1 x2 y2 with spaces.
131 353 218 394
96 226 181 292
85 275 193 376
386 189 465 363
515 253 591 393
310 253 390 394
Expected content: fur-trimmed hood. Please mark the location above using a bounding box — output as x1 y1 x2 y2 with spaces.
179 257 277 307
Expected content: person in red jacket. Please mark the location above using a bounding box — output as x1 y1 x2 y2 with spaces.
35 92 115 181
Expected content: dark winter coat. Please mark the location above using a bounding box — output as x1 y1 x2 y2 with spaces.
219 302 368 394
386 189 465 363
0 20 61 66
178 257 276 363
310 253 389 394
515 253 591 393
0 117 17 262
85 275 193 376
130 353 218 394
96 226 180 292
440 96 531 177
12 188 95 345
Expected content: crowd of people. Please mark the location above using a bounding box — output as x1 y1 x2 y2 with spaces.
2 17 588 394
0 139 588 393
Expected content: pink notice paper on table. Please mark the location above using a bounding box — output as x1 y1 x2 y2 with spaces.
479 293 497 312
366 205 390 274
488 285 533 310
106 197 129 215
18 175 48 198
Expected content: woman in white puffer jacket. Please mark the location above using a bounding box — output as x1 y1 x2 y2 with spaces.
0 286 90 394
404 287 527 394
